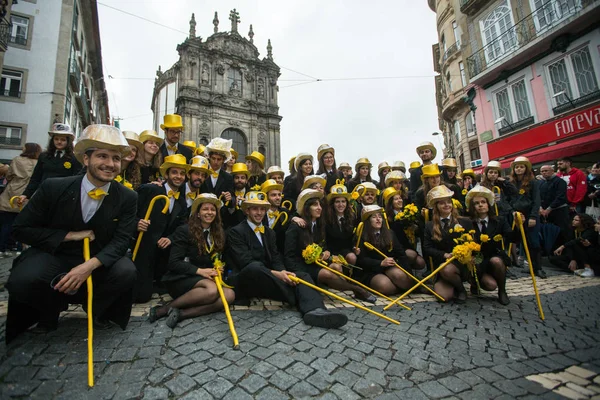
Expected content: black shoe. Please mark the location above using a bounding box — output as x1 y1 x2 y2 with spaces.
303 308 348 329
30 321 58 334
470 283 479 295
498 291 510 305
148 306 162 323
354 289 377 304
455 290 467 304
535 269 547 279
93 317 114 330
165 308 181 329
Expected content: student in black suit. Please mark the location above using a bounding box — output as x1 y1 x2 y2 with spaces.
423 185 474 303
134 154 189 302
283 153 313 212
149 194 234 328
409 141 437 199
466 186 514 305
158 114 193 162
200 138 234 205
245 151 267 189
227 191 348 329
19 123 82 205
223 163 250 229
5 125 137 342
184 156 211 214
324 183 358 266
261 179 291 254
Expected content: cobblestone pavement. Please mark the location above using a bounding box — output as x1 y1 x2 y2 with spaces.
1 254 600 399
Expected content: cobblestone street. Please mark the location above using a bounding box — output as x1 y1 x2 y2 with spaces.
1 255 600 399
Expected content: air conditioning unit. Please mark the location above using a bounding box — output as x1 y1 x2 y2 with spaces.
470 159 483 168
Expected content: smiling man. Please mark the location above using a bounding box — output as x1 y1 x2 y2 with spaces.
5 125 138 342
159 114 193 162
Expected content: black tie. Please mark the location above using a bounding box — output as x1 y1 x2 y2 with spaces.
203 230 210 244
442 218 449 230
339 217 344 229
480 220 487 234
55 151 62 158
375 232 380 243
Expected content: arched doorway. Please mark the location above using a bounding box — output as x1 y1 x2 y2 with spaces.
221 128 247 161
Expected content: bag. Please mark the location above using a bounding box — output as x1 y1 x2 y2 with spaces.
586 200 600 221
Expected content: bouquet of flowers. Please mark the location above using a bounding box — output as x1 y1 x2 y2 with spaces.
452 198 463 210
451 226 483 292
395 203 419 246
302 243 323 264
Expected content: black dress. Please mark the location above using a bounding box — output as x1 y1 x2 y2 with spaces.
357 233 409 285
284 222 328 283
423 217 474 281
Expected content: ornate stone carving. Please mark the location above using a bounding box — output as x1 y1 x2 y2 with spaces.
201 64 210 84
257 78 265 98
216 64 225 75
258 129 267 144
227 119 241 127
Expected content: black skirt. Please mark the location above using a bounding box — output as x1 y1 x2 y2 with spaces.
164 276 204 299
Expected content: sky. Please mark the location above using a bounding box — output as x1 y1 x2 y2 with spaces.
97 0 444 175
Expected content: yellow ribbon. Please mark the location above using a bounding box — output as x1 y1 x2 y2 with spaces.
88 188 108 200
167 145 177 152
210 170 219 178
254 225 265 234
268 210 279 219
235 191 245 197
187 191 197 200
168 190 180 200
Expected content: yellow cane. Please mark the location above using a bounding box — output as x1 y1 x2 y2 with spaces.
282 200 293 211
492 186 501 217
384 257 455 311
315 260 411 311
423 209 435 272
132 195 169 261
83 238 94 387
9 196 23 211
507 218 516 256
287 275 400 325
273 211 289 228
364 242 445 302
381 210 391 230
355 222 364 248
213 262 239 348
516 214 545 320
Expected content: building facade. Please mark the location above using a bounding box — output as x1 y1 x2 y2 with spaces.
0 0 110 162
151 10 283 166
429 0 600 172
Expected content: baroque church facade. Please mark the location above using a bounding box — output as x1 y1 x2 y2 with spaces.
151 9 282 165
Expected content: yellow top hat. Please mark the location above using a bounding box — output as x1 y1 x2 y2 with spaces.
295 153 313 172
261 178 283 193
327 183 351 202
338 162 352 170
385 170 407 186
183 141 197 150
391 161 406 172
246 151 266 169
205 138 232 160
378 161 391 174
409 161 421 169
362 204 383 222
355 157 372 171
416 141 437 159
484 160 503 174
122 130 143 152
195 144 206 156
382 187 401 206
139 130 164 146
442 158 458 168
159 154 190 177
266 165 285 179
421 163 441 181
48 122 75 138
302 175 326 190
74 124 131 163
462 169 476 179
296 189 324 217
426 185 455 208
190 193 223 215
317 144 335 161
288 156 296 171
241 191 270 210
511 156 532 170
188 155 210 175
231 162 250 178
230 148 239 160
160 114 184 131
465 185 495 211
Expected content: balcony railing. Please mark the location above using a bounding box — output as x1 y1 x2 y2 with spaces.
0 136 22 146
8 35 26 46
498 115 535 135
460 0 491 15
552 89 600 114
442 41 460 64
467 1 590 78
0 18 10 51
0 89 21 98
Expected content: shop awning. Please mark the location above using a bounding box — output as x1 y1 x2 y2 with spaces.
498 131 600 168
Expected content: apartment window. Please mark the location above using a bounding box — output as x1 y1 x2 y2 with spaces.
65 91 72 125
454 119 461 144
459 62 467 87
0 70 23 98
480 1 517 63
532 0 581 33
465 112 476 137
9 15 29 46
547 46 599 107
446 72 452 93
459 153 465 171
0 126 22 146
470 146 481 161
440 33 446 53
452 21 460 47
495 78 532 124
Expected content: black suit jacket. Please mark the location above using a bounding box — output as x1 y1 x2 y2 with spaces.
262 207 291 254
326 217 355 255
358 233 406 275
23 152 83 198
135 183 188 241
471 217 514 259
200 169 234 199
284 222 328 273
162 224 214 283
423 217 474 265
13 175 137 267
227 220 284 273
159 142 193 163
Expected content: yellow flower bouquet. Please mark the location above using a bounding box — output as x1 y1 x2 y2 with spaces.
452 198 463 209
394 203 419 223
302 243 323 264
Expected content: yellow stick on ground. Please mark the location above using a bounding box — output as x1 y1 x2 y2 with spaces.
423 209 435 272
384 257 456 311
83 238 94 387
288 275 400 325
132 195 169 261
516 214 545 320
315 260 411 311
214 274 240 349
364 242 445 302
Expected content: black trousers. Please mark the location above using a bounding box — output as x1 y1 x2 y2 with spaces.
5 247 136 343
547 207 571 248
133 246 170 303
232 262 324 315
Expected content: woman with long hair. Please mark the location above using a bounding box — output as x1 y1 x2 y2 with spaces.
20 123 81 204
466 186 514 305
413 164 443 212
139 130 164 184
348 158 375 192
316 144 341 192
285 189 376 302
480 161 517 221
357 205 412 295
377 162 391 191
423 185 474 302
150 194 234 328
509 156 545 278
0 143 41 256
118 131 143 190
383 170 409 203
325 183 358 266
554 213 599 278
246 151 267 189
226 148 237 174
382 187 426 272
283 153 313 211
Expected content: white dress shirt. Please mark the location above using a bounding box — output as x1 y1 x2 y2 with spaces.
247 220 264 246
185 183 195 209
80 175 111 223
166 142 178 156
211 168 221 187
477 216 489 232
164 182 176 213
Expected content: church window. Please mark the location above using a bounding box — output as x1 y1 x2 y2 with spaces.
228 68 242 93
221 128 247 160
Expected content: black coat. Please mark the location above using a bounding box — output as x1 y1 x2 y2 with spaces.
227 219 284 274
162 224 214 283
159 142 193 163
325 217 355 255
262 207 291 254
423 217 474 265
471 217 515 261
135 183 188 240
23 152 82 198
511 179 541 219
200 169 234 199
540 175 568 210
284 222 327 274
358 233 406 276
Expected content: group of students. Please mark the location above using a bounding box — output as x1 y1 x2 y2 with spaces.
5 114 599 341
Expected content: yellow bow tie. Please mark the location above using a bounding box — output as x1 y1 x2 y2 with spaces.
254 226 265 234
115 175 123 183
210 170 219 178
88 188 108 200
235 191 245 197
167 145 177 152
268 211 279 219
187 191 197 200
168 190 180 200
